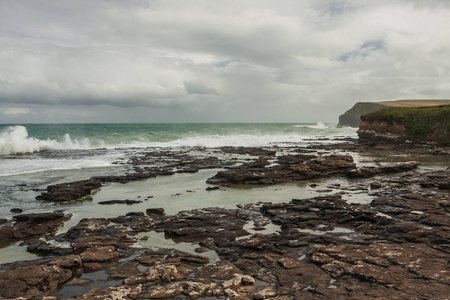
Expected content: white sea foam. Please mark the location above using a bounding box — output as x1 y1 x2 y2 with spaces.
294 122 329 129
118 133 353 149
0 126 92 155
0 157 116 177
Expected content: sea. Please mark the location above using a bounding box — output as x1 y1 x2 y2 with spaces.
0 122 357 175
0 122 359 212
0 122 361 263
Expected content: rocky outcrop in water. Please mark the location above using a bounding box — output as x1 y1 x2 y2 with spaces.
338 102 385 127
0 212 69 248
207 153 419 186
1 143 449 299
358 105 450 146
338 99 450 128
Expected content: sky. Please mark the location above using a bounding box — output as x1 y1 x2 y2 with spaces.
0 0 449 123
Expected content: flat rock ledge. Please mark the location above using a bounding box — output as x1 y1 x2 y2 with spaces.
1 145 448 299
207 154 419 186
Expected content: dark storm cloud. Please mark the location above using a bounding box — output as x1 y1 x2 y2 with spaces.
0 0 449 123
184 81 218 95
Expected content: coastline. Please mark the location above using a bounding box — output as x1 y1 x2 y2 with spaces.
0 136 449 299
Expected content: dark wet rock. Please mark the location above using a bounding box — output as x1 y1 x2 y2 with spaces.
311 243 450 298
36 178 102 202
21 238 71 256
10 208 23 213
98 199 142 205
316 189 333 193
176 167 199 173
439 182 450 190
136 273 255 299
107 214 153 232
219 146 276 157
125 211 145 217
93 171 165 183
146 208 165 215
207 154 356 186
420 181 436 188
254 286 277 299
80 246 119 262
346 161 420 178
155 207 250 244
13 212 65 222
64 277 93 286
65 285 142 299
206 185 220 191
3 144 450 299
0 255 82 299
35 168 177 203
196 261 243 280
0 212 68 248
58 218 137 273
370 182 382 189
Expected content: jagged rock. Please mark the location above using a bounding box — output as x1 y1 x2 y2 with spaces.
107 262 141 280
0 212 68 248
107 214 153 232
253 286 277 299
346 161 420 178
222 273 256 289
66 284 142 299
370 182 382 189
207 154 356 186
206 185 220 191
0 255 81 299
98 199 142 205
438 182 450 190
80 246 119 262
36 179 101 202
196 261 242 280
146 208 165 215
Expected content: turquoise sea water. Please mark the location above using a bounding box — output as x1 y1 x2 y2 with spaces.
0 122 355 154
0 122 357 220
1 123 447 266
0 123 357 174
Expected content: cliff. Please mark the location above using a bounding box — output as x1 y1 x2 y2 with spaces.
357 105 450 146
338 99 450 127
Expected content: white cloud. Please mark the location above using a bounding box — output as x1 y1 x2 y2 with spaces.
3 107 30 116
0 0 449 123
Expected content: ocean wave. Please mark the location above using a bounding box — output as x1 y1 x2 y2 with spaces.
0 124 356 155
293 122 329 129
0 126 92 155
119 133 349 148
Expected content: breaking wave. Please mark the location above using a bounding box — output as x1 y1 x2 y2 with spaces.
0 126 92 155
294 122 329 129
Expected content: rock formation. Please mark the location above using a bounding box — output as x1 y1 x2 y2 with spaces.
358 105 450 146
338 99 450 127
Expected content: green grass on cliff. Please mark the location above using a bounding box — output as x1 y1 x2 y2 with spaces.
361 105 450 144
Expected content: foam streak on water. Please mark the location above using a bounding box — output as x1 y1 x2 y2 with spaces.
0 126 91 155
0 123 357 176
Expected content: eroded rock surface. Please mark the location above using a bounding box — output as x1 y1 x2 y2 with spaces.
0 212 69 248
1 144 449 299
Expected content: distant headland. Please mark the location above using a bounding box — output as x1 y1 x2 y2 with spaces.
338 99 450 128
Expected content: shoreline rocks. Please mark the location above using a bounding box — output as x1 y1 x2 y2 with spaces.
0 212 69 248
1 142 449 299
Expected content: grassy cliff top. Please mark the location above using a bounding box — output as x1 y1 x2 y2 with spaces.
365 99 450 107
360 105 450 144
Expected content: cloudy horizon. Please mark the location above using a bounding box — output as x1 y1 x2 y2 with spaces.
1 0 449 124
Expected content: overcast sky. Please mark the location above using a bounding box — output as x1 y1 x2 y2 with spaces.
1 0 449 123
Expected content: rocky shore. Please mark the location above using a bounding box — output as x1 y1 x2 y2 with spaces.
0 139 449 299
